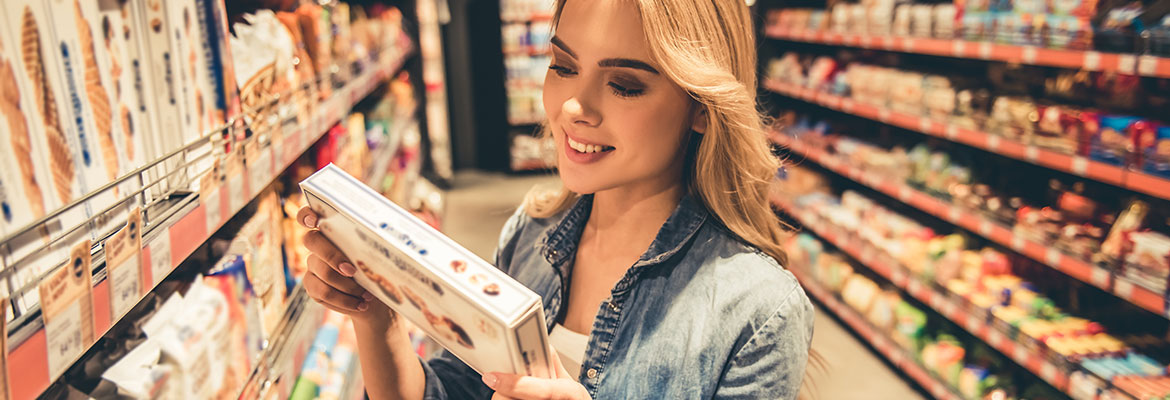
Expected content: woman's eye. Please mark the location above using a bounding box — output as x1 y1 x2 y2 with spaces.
608 82 644 98
549 65 577 77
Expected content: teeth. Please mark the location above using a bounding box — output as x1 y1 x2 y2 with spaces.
568 137 610 153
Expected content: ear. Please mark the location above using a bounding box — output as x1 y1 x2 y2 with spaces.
691 105 708 135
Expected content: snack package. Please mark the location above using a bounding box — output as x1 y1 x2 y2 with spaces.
300 164 554 378
0 16 56 234
1092 115 1137 166
1144 125 1170 177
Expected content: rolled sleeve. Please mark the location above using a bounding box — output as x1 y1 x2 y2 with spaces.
714 288 815 400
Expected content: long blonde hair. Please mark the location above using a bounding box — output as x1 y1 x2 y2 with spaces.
525 0 788 266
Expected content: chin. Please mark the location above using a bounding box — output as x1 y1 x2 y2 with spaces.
557 163 603 195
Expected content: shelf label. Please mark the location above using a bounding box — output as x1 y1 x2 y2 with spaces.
1091 268 1110 287
841 99 856 114
1139 56 1159 76
952 41 966 57
1119 54 1137 74
1025 146 1040 161
918 118 933 134
105 210 143 320
947 207 961 223
1084 52 1102 71
148 234 172 287
1045 249 1063 268
1071 156 1089 176
1040 363 1058 383
987 135 1002 151
1013 345 1030 364
979 220 994 236
892 268 908 286
227 156 246 213
987 329 1005 348
978 42 993 59
879 109 892 122
249 148 274 196
966 314 981 332
881 36 895 49
39 241 95 378
1011 234 1026 251
1022 47 1038 63
908 279 924 297
941 298 957 318
201 173 223 234
1115 279 1135 300
945 124 959 139
903 38 917 51
860 36 873 47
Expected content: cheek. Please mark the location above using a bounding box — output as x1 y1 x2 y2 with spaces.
542 76 566 121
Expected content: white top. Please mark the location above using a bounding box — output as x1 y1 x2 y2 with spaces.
549 323 590 378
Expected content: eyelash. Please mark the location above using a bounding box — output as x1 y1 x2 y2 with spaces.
548 64 645 98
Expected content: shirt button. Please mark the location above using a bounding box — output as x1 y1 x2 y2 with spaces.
586 368 598 379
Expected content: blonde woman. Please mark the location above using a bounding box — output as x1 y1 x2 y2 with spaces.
296 0 815 398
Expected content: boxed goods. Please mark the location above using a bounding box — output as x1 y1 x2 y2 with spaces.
0 18 55 234
301 164 554 378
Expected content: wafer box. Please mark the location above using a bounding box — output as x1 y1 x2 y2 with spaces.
300 164 554 378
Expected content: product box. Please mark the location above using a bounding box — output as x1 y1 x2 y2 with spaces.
0 14 56 235
300 164 553 378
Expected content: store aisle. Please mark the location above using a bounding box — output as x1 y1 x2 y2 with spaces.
443 171 926 399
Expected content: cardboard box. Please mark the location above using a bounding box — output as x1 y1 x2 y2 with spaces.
301 164 553 378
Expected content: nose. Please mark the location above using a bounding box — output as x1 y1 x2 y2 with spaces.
562 91 601 127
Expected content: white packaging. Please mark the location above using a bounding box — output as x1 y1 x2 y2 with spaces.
0 14 55 235
300 164 553 378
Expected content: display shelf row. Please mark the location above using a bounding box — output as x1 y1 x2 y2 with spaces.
770 132 1166 321
764 27 1170 79
3 51 408 400
237 285 327 400
762 79 1170 202
774 197 1073 395
500 13 553 24
790 265 962 400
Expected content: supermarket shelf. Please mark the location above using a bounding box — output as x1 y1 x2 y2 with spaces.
789 265 962 400
770 132 1168 320
502 46 548 57
4 51 410 400
237 285 327 400
762 79 1170 202
764 27 1170 79
774 197 1073 394
509 116 546 126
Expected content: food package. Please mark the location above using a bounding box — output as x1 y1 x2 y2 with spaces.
193 0 240 129
841 274 880 315
230 10 293 132
1092 115 1137 166
301 164 554 378
296 3 333 99
1143 125 1170 178
934 4 958 38
0 14 56 234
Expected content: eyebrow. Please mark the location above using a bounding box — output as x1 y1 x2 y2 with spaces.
550 36 660 75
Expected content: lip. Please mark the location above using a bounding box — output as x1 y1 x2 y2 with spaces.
562 127 614 165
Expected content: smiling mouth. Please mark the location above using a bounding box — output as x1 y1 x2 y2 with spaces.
567 136 615 153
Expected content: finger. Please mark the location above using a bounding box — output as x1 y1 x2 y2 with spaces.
302 230 357 276
297 206 319 228
550 349 573 380
484 373 584 400
309 255 372 299
304 273 368 312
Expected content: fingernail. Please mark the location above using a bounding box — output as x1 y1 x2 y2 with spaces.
481 373 497 388
339 262 356 276
303 213 318 228
358 302 369 311
362 292 374 301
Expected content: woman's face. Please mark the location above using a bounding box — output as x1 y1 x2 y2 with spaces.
544 0 702 196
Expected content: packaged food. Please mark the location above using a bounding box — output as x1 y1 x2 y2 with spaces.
934 4 958 38
0 15 55 234
1143 125 1170 177
300 164 554 378
1092 115 1137 166
911 4 935 37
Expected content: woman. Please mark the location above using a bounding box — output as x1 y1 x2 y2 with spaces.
296 0 815 398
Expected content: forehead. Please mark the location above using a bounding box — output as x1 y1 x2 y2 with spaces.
556 0 649 59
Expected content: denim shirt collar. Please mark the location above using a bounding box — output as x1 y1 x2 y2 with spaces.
538 194 709 290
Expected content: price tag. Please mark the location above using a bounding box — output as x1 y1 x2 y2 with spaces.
941 298 957 318
1011 234 1026 251
987 135 1002 151
227 156 246 213
1138 56 1159 76
978 42 993 59
148 234 172 287
1118 54 1137 74
39 241 95 377
1091 268 1110 287
201 173 223 233
105 211 143 320
966 314 981 332
249 148 274 195
903 38 917 51
979 220 993 236
882 36 895 49
1115 279 1134 300
945 124 959 139
1045 248 1062 267
987 329 1005 348
1083 51 1102 71
952 41 966 57
918 118 932 133
1040 362 1058 382
1025 146 1040 161
947 207 961 223
908 279 924 296
1071 156 1089 176
1013 345 1030 364
860 36 873 47
892 268 908 286
928 292 942 309
841 99 856 114
879 109 892 122
1022 47 1038 63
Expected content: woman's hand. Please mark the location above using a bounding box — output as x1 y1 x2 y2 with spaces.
297 206 392 325
483 352 591 400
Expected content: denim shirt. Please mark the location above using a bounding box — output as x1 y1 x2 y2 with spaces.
419 195 814 399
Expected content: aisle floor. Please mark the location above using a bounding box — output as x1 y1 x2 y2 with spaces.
443 170 925 400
